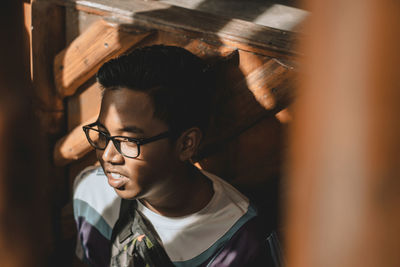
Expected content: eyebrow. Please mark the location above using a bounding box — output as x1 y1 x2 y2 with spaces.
96 121 145 134
119 125 145 134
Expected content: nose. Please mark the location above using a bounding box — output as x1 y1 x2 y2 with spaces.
101 140 124 164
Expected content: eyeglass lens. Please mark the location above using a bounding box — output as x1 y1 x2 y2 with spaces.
86 128 139 158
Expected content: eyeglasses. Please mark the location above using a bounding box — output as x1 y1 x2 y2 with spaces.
82 122 170 158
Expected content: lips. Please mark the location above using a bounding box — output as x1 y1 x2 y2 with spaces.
105 171 130 189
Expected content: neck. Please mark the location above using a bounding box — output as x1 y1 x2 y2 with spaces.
140 164 214 217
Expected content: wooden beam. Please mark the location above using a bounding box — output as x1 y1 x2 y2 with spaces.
197 56 295 160
54 19 153 98
67 80 102 130
23 2 32 81
245 58 296 110
53 116 97 166
50 0 300 58
31 0 66 134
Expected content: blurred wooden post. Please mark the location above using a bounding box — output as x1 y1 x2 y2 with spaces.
286 1 400 267
0 1 51 266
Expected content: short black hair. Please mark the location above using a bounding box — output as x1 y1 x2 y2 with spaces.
96 45 215 139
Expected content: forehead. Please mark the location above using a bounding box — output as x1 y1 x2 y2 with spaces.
98 87 164 133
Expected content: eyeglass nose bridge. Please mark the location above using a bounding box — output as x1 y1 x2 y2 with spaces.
101 135 124 158
103 135 122 153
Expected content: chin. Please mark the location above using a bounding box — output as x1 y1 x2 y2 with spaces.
114 187 139 200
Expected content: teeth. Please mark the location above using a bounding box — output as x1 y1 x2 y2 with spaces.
110 172 123 179
108 172 128 188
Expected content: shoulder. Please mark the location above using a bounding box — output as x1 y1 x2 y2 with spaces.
73 165 121 232
198 170 283 267
73 166 121 266
200 170 250 212
73 165 121 237
73 165 122 265
206 217 281 267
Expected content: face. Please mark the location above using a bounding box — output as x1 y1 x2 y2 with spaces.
96 87 180 200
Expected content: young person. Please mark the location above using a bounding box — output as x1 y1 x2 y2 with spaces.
75 45 280 266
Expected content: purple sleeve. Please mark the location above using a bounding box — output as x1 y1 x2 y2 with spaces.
76 217 112 267
205 218 277 267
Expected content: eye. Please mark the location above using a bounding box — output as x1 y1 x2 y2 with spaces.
123 141 138 148
115 137 137 147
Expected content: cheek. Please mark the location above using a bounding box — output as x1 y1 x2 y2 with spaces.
125 148 176 183
140 141 177 164
95 150 104 163
125 159 159 182
124 160 160 196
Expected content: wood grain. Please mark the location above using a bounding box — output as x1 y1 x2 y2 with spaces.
67 79 102 130
197 56 295 160
245 58 296 110
31 0 66 133
54 19 153 98
51 0 300 58
53 116 97 166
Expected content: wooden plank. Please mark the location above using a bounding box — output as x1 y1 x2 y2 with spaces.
54 19 153 98
199 113 283 183
67 79 102 130
245 58 296 110
197 56 295 160
23 2 32 80
159 0 307 32
31 0 66 134
53 116 97 166
119 26 240 62
65 7 103 46
50 0 300 58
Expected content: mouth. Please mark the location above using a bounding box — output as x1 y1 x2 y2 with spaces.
106 171 130 190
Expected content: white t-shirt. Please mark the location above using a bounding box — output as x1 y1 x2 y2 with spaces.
136 170 253 262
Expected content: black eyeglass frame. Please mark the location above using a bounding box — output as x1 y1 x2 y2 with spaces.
82 122 170 159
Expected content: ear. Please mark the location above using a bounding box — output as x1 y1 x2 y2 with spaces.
176 127 203 162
